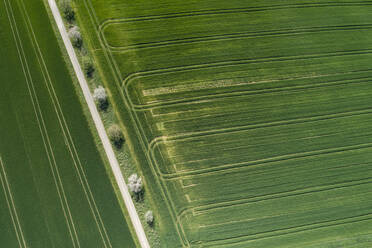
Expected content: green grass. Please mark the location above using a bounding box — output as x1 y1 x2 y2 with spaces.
49 0 160 245
73 0 372 247
0 0 136 247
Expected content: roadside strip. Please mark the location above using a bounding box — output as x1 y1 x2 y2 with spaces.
47 0 150 247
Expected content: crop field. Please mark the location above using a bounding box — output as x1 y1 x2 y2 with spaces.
74 0 372 247
0 0 136 247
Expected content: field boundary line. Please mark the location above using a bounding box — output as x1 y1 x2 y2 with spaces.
0 157 27 248
4 0 80 247
47 0 150 247
102 24 372 51
19 1 112 246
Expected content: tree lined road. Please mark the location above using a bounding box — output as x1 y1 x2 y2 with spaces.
47 0 150 247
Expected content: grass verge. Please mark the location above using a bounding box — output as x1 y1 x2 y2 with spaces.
42 0 160 246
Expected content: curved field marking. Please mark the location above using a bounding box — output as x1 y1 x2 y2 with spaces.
102 24 372 51
81 1 372 246
19 1 114 247
0 157 27 248
98 1 372 28
148 69 372 119
83 1 372 246
134 63 372 244
174 177 372 246
3 0 80 247
125 50 372 242
193 177 372 215
82 0 191 246
146 73 372 116
179 179 372 246
148 106 372 146
96 2 372 52
201 213 372 247
155 152 372 245
122 49 372 109
198 192 370 228
148 107 372 178
155 140 372 180
144 69 372 98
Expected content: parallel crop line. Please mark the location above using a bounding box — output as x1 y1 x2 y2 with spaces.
89 0 372 244
193 177 372 215
151 107 372 144
4 0 79 246
114 33 372 244
149 107 372 178
174 177 372 244
201 213 372 247
20 1 112 247
124 49 372 109
83 0 190 245
99 4 372 245
85 0 372 246
157 140 372 179
104 24 372 51
170 132 354 162
145 69 371 99
0 157 26 248
151 75 372 123
149 69 372 118
99 2 372 25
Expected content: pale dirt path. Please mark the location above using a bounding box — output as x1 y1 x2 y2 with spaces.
47 0 150 247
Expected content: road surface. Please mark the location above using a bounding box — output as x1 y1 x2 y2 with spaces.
47 0 150 247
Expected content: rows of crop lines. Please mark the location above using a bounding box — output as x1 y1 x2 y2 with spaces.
0 0 136 247
74 0 372 247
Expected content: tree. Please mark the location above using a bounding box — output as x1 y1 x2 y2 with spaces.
68 26 82 49
93 86 108 110
145 211 154 226
107 124 124 149
60 0 75 23
128 174 143 201
84 60 95 78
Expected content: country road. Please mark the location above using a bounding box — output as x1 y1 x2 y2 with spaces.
47 0 150 247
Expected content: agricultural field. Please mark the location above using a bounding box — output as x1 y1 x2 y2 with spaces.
74 0 372 247
0 0 136 247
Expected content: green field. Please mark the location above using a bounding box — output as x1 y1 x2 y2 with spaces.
0 0 136 247
74 0 372 247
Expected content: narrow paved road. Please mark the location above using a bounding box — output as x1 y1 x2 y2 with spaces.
47 0 150 247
